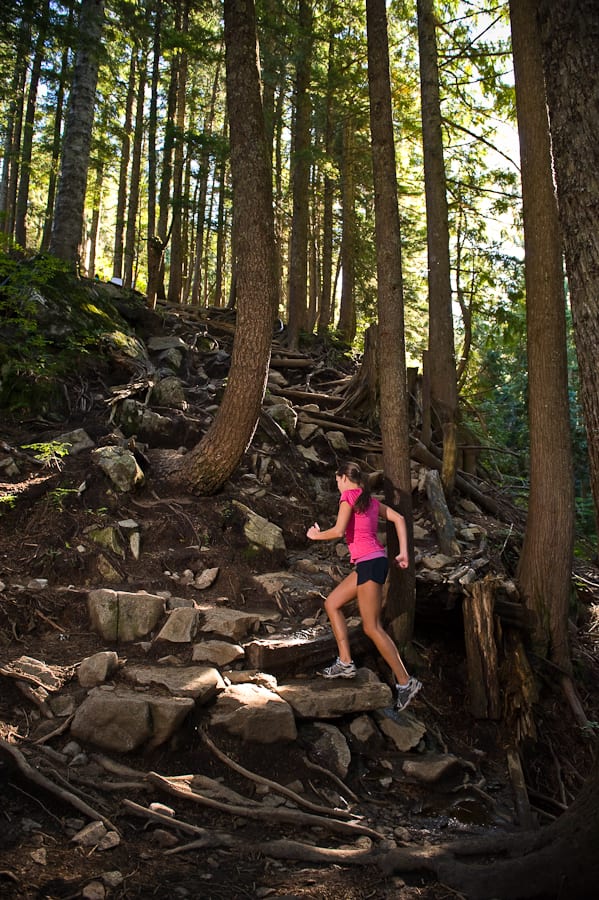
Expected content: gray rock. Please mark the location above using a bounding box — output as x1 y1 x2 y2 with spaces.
192 640 245 666
232 502 286 552
87 589 165 642
307 722 351 778
151 375 187 410
209 683 297 743
91 446 144 492
122 664 225 701
70 686 194 752
374 709 426 752
275 670 393 718
77 651 120 688
195 602 263 641
155 607 199 643
54 428 95 455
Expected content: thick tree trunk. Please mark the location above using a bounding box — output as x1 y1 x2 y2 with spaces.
416 0 458 492
49 0 105 268
365 0 415 645
170 0 278 494
287 0 313 349
511 0 575 668
538 0 599 553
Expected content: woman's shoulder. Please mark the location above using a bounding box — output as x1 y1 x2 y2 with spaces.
340 488 362 506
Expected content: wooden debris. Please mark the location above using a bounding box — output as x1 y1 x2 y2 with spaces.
462 577 501 719
199 729 356 819
425 468 461 557
506 746 537 830
0 738 119 833
244 622 370 673
147 771 384 841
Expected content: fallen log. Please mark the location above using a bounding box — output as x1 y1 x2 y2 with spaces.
425 468 461 557
244 622 371 673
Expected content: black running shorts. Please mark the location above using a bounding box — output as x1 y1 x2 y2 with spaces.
356 556 389 585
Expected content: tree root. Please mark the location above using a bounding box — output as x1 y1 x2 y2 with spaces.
0 737 119 833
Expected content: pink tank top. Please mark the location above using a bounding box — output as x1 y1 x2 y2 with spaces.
340 488 386 564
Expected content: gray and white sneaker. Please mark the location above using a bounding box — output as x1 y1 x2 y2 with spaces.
319 657 357 679
395 676 422 711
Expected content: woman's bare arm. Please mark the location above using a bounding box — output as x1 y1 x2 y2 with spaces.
307 501 353 541
379 503 409 568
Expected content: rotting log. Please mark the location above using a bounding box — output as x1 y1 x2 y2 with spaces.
268 385 342 407
506 746 537 830
462 577 501 719
244 623 371 673
425 468 461 557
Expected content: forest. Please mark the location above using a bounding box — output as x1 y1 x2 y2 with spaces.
1 0 599 898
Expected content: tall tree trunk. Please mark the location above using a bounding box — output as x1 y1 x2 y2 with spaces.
112 50 136 282
0 16 30 244
366 0 415 645
15 0 49 251
124 47 147 289
41 17 71 253
167 0 189 305
86 158 103 278
213 142 228 307
146 0 161 306
169 0 278 494
191 57 222 306
510 0 574 669
538 0 599 554
49 0 105 269
286 0 314 349
318 25 337 335
416 0 458 494
337 115 356 344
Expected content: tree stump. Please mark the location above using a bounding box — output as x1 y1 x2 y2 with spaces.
462 576 501 719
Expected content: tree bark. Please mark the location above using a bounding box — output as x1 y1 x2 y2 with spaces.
510 0 575 668
287 0 314 349
416 0 458 492
538 0 599 554
169 0 279 494
49 0 105 268
337 116 357 345
112 49 136 282
366 0 415 645
14 0 49 251
167 0 189 305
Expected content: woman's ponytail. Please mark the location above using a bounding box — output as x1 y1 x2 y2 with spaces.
336 461 371 513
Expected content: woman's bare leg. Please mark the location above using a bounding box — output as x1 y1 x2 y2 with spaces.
357 580 410 685
324 571 358 663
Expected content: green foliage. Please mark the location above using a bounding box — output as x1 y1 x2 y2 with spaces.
0 254 136 414
0 494 17 514
21 441 71 469
47 486 81 510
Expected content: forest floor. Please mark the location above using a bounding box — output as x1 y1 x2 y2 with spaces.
0 294 598 900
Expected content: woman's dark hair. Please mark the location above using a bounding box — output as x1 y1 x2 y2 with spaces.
336 461 372 513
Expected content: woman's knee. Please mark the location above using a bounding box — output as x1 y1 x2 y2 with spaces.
361 620 381 641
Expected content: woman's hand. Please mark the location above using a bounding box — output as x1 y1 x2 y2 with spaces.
394 551 409 569
306 523 321 540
